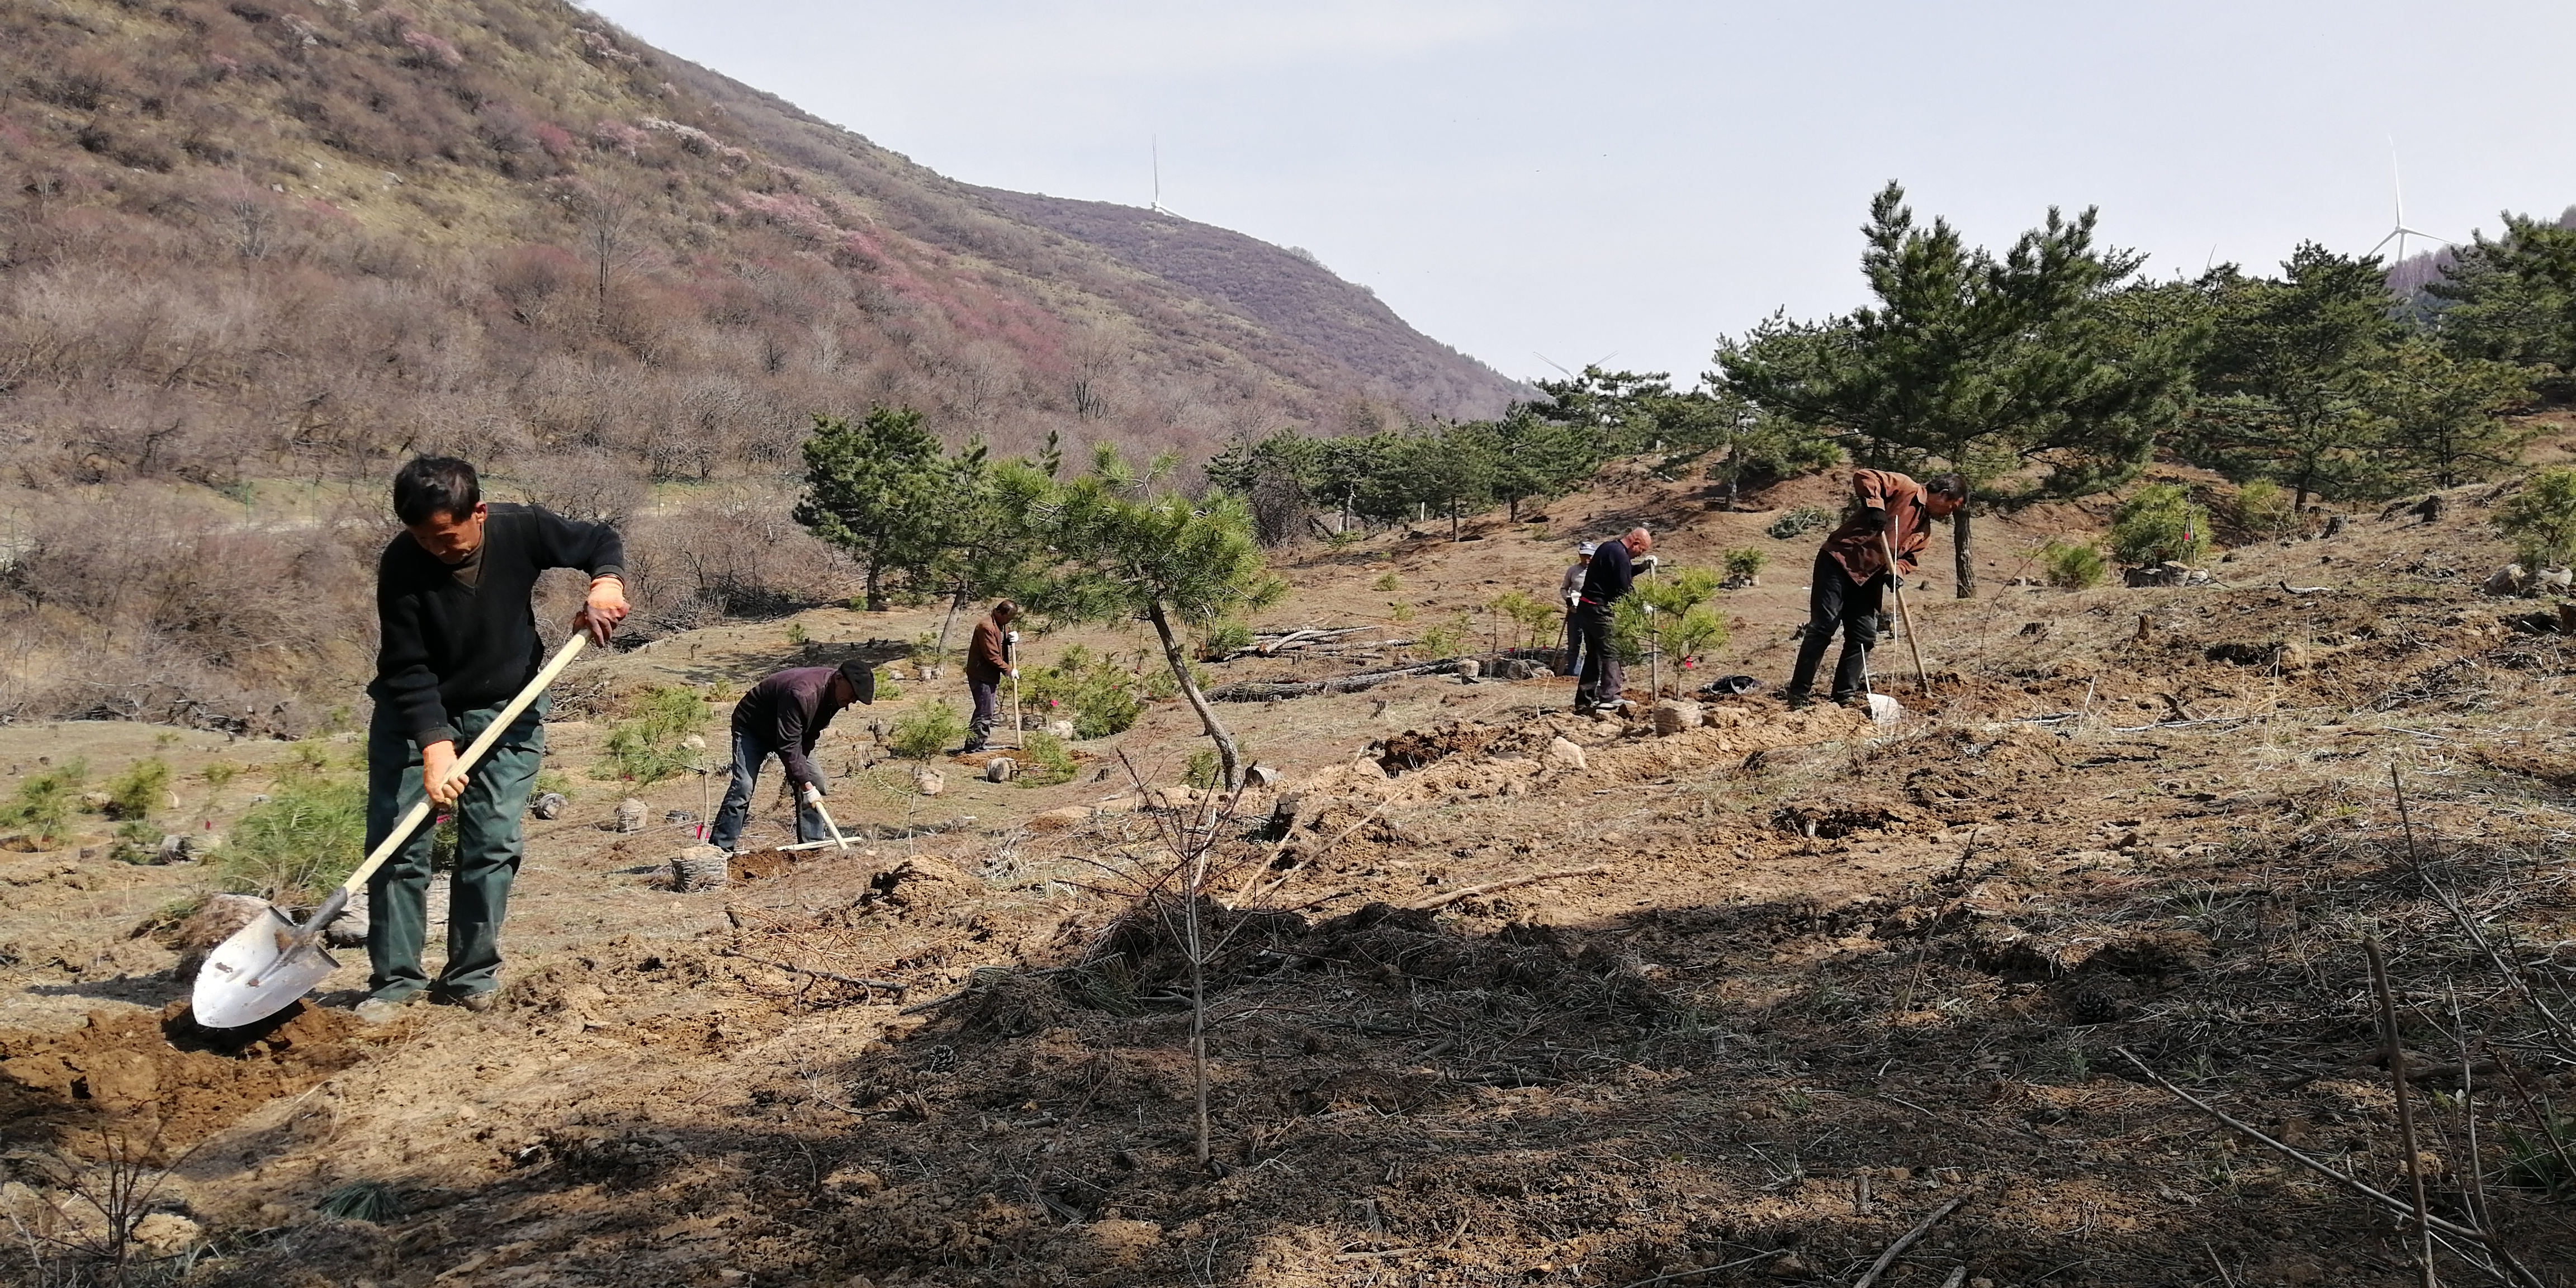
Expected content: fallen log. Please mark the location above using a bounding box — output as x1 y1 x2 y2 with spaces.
1208 659 1462 702
1214 626 1376 662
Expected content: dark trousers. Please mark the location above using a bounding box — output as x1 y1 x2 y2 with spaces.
708 726 828 853
1572 605 1623 708
967 678 1001 745
1561 609 1587 678
1788 550 1889 702
365 695 546 1002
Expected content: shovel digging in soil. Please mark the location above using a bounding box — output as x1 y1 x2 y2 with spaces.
190 633 591 1030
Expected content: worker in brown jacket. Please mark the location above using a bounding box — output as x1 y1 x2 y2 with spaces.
1786 470 1965 708
962 600 1018 753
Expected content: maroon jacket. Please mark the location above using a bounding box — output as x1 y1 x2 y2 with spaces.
1821 470 1936 583
966 617 1010 685
730 666 856 789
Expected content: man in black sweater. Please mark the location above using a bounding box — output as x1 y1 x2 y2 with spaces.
362 457 627 1019
1573 527 1652 712
709 660 874 853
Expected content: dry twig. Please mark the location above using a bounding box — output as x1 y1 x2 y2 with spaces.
1851 1193 1968 1288
719 949 908 1001
1407 865 1608 912
2116 1045 2544 1281
2367 937 2438 1288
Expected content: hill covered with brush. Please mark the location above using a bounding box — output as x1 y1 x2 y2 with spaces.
0 0 1521 727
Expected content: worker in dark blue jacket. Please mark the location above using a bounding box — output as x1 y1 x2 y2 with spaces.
1572 528 1651 712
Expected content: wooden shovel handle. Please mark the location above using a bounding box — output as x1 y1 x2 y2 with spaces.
1877 530 1933 697
335 633 590 899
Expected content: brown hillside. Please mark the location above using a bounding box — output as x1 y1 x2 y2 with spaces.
973 188 1528 422
0 0 1521 728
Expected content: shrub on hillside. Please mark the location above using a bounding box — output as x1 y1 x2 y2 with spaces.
1486 590 1561 651
0 760 88 849
1766 506 1836 540
2039 540 2108 589
1197 618 1253 660
888 700 967 761
104 758 171 822
2499 468 2576 570
1183 744 1256 790
1612 566 1728 669
220 772 367 903
593 686 709 784
1017 732 1078 787
1415 613 1472 659
2225 480 2298 539
2109 485 2211 567
1023 646 1144 738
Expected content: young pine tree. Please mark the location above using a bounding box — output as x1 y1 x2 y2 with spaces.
794 407 957 611
1037 447 1286 791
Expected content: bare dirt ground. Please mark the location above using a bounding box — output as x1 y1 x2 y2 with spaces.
8 460 2576 1288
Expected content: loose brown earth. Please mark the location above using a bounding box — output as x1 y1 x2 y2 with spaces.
7 461 2576 1287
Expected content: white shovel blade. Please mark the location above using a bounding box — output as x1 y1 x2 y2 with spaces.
190 906 340 1029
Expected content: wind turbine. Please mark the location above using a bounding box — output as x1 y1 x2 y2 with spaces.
1150 136 1176 216
2370 147 2452 266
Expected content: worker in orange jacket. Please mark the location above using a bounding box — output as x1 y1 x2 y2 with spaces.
1786 470 1964 708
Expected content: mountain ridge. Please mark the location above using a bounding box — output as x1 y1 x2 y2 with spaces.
641 37 1527 426
0 0 1524 728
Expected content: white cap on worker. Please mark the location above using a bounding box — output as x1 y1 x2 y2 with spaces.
1576 541 1597 556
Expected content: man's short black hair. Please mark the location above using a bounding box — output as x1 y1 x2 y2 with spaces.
1924 473 1968 500
836 659 876 705
394 457 481 525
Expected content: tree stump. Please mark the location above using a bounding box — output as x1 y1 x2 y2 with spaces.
671 844 730 892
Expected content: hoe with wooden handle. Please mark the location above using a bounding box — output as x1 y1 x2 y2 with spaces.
1877 528 1933 697
191 633 590 1029
800 784 853 852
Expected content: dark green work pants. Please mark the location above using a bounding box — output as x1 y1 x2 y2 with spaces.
363 696 547 1002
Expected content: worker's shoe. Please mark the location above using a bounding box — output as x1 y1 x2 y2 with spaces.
432 988 497 1014
1783 692 1815 711
353 991 422 1025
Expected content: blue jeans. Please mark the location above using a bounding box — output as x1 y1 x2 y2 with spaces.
366 695 547 1001
708 726 828 853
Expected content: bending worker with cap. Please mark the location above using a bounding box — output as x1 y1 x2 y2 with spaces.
1785 470 1964 709
710 659 875 853
1573 528 1652 713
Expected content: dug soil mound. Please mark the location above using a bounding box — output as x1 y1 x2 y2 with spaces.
0 1001 364 1155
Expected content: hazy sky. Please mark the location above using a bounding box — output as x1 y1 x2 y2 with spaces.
586 0 2576 388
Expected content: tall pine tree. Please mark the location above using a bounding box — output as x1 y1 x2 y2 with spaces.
1719 183 2197 595
2186 245 2403 509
